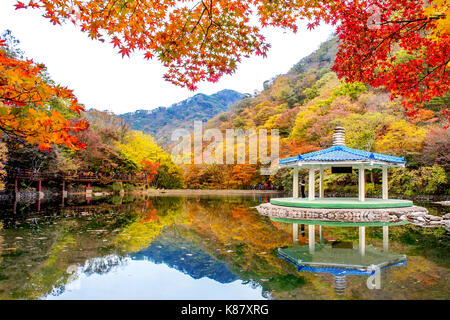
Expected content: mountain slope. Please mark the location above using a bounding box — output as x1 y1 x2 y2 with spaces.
120 89 245 147
187 37 448 194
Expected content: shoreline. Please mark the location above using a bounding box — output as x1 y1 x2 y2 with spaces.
2 188 449 202
145 189 285 195
0 188 286 202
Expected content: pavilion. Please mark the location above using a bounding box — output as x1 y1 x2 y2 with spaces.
274 126 413 209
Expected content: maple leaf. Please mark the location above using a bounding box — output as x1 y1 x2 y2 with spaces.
14 1 26 10
144 51 153 60
111 37 121 48
38 143 50 152
119 47 131 58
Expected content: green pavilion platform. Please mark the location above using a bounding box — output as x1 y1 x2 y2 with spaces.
270 197 413 209
255 126 428 221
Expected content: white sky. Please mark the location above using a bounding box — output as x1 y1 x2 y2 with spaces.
0 2 334 114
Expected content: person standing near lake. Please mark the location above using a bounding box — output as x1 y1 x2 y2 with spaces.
300 179 306 198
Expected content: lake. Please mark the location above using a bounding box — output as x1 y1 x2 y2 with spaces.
0 194 448 300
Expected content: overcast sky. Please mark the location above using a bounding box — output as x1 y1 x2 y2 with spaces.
0 2 334 115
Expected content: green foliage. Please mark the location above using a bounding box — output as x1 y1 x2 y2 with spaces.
390 166 448 196
123 183 140 191
337 112 392 151
333 81 367 100
423 92 450 113
154 164 184 189
109 181 123 192
289 37 338 74
303 87 319 100
233 115 247 128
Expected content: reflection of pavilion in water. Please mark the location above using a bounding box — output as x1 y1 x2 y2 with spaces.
276 220 408 295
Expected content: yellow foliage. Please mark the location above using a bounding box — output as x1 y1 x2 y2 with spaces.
424 0 450 38
375 120 428 155
116 130 172 169
114 203 186 252
290 105 319 140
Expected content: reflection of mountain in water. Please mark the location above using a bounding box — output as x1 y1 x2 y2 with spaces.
130 228 238 284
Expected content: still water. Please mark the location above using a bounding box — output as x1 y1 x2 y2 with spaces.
0 194 448 300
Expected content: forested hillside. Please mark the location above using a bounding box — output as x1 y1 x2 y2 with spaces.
185 37 449 196
120 90 245 147
3 107 184 190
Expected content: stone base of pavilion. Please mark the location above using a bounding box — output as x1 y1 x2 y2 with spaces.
255 202 428 223
270 197 413 209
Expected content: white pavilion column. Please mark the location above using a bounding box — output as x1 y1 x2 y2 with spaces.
293 167 299 198
308 224 315 254
319 225 324 243
382 167 388 200
308 168 315 200
293 223 299 245
359 226 366 257
383 226 389 251
358 164 365 202
319 168 324 198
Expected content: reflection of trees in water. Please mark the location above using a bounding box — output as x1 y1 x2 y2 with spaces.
241 279 273 299
47 255 128 297
0 197 175 299
114 197 186 253
49 284 66 297
180 200 305 298
82 254 128 276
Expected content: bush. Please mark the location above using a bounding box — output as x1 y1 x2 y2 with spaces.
123 183 139 191
390 165 448 195
108 181 123 192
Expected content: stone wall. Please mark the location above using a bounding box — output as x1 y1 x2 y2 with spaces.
255 203 450 232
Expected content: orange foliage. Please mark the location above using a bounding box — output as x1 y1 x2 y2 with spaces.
282 139 321 157
229 164 257 188
0 38 88 151
141 159 160 184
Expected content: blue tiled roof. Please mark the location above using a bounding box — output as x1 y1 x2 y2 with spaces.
278 253 407 276
279 155 301 164
279 146 405 164
296 262 406 276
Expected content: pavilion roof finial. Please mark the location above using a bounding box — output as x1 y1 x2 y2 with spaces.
332 126 346 146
